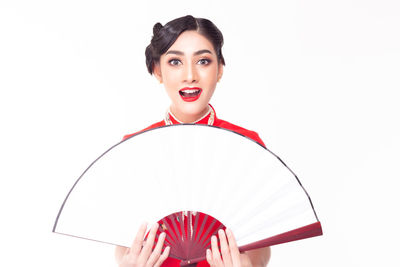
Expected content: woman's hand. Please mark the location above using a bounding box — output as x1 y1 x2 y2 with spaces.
206 229 252 267
115 222 170 267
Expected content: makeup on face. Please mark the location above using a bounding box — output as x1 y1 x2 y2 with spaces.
155 31 223 123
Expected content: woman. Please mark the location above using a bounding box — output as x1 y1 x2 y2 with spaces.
115 15 271 267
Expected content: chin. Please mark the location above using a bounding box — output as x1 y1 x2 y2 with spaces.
180 102 208 116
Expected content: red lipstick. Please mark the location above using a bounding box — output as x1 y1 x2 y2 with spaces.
179 87 202 102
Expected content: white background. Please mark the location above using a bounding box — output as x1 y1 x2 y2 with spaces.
1 0 399 266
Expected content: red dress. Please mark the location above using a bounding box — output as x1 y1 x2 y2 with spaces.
123 106 266 266
123 105 265 148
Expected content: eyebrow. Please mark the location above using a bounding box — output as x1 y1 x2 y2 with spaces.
165 49 213 56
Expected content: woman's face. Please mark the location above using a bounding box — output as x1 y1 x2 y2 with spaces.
154 30 223 123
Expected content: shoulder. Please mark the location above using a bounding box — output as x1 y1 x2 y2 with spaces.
122 118 266 148
122 120 165 140
214 118 266 148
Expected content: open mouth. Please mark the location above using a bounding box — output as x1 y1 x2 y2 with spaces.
179 88 202 102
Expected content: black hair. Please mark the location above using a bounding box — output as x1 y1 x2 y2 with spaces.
145 15 225 74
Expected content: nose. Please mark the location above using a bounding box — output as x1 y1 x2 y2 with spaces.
183 63 198 83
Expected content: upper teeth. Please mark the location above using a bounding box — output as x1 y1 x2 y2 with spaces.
182 89 199 93
183 89 199 94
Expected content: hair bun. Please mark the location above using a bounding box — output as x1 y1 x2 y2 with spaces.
153 22 163 35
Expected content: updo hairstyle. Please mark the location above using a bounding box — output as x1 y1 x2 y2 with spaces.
145 15 225 74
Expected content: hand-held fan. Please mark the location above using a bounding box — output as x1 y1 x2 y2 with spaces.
53 125 322 265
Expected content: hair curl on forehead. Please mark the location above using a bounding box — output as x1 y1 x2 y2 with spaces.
145 15 225 75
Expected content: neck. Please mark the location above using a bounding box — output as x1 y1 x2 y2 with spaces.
169 105 210 123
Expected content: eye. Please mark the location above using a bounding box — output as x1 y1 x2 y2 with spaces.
197 58 211 65
168 59 182 66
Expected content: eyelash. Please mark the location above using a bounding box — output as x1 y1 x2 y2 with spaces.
198 58 211 65
167 58 212 66
168 59 182 66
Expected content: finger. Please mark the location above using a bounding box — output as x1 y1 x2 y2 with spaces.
218 229 233 266
130 222 148 256
154 246 170 267
147 232 166 266
225 229 241 266
211 235 223 266
138 222 159 263
239 254 252 267
206 248 214 266
115 245 129 265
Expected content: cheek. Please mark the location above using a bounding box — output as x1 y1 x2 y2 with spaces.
163 69 181 84
162 71 179 90
201 68 219 88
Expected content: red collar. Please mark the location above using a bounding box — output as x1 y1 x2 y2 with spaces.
166 104 217 125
